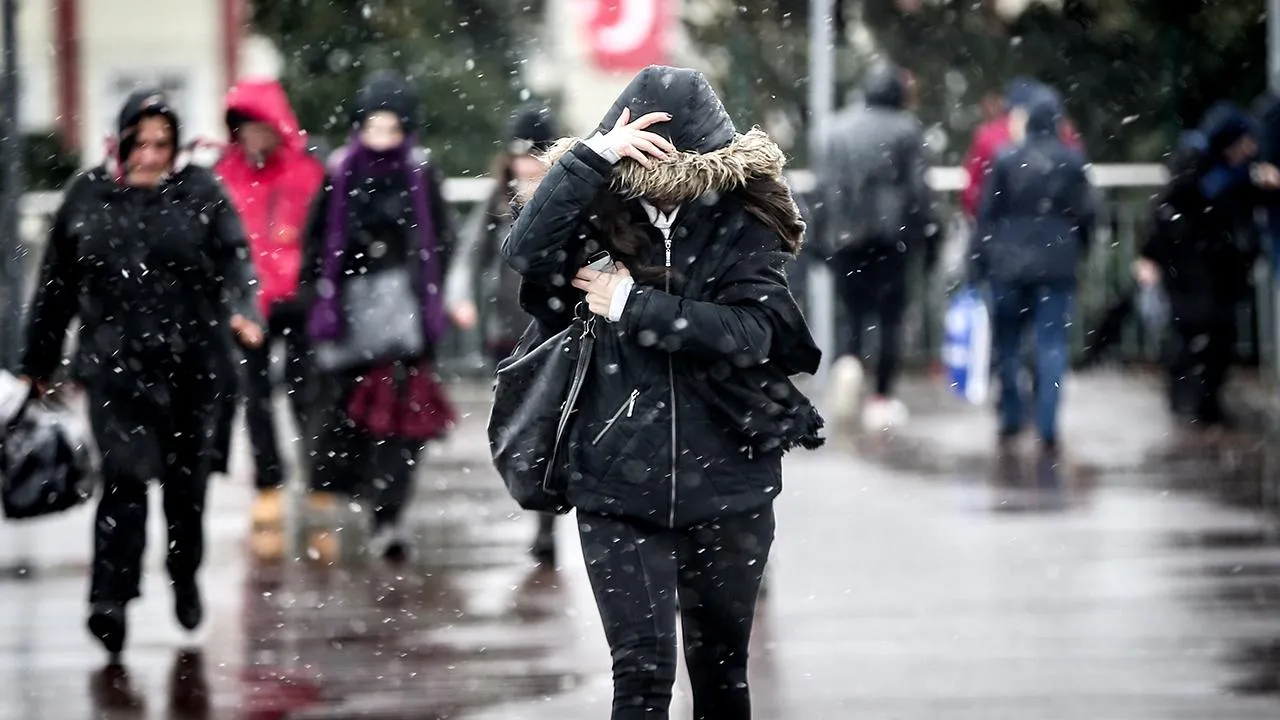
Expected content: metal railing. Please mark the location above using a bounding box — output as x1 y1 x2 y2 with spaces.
18 164 1268 384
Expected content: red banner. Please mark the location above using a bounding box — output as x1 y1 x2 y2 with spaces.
586 0 668 72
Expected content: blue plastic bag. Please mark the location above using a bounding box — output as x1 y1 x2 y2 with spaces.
942 286 991 405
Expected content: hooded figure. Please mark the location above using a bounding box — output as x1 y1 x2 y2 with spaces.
21 88 261 656
212 78 326 560
1139 101 1277 426
961 76 1083 218
297 71 457 563
814 60 937 431
501 65 822 719
972 86 1095 451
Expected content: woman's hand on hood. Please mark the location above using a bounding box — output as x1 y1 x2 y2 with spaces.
585 108 677 169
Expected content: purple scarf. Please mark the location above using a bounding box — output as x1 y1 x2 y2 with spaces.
307 137 447 346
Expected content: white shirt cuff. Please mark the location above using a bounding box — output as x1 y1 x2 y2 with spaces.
608 276 635 322
583 134 622 165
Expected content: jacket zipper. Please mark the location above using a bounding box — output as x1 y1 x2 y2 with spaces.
591 388 639 445
665 236 678 527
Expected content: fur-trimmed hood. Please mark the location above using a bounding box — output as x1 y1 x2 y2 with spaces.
533 126 785 202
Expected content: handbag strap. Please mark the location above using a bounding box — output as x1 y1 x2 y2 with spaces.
542 309 597 489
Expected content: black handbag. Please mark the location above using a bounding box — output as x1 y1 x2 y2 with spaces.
2 399 98 520
313 268 426 373
487 307 596 514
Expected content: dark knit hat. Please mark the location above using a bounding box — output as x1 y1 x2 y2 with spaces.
506 102 557 155
352 70 419 131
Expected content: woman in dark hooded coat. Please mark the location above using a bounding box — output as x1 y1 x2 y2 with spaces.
20 88 263 656
503 65 823 720
299 71 456 563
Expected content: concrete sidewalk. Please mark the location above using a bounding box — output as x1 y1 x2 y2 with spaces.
0 371 1279 718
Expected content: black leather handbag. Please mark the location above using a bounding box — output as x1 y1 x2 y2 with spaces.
487 307 595 514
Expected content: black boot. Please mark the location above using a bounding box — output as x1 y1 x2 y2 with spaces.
173 580 203 632
88 602 128 656
530 513 556 565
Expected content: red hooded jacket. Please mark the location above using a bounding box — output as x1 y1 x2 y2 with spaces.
961 114 1082 218
214 79 324 317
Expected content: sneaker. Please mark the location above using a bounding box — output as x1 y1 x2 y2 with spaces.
828 356 865 420
862 396 909 432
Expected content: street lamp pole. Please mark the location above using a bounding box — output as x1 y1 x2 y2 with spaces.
807 0 836 388
0 0 23 374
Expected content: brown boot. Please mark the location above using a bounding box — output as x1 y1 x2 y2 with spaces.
305 492 341 565
249 488 286 562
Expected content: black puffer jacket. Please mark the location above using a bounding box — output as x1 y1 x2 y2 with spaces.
503 66 822 528
22 164 257 406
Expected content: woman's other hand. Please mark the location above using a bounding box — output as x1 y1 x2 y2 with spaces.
573 264 634 319
230 314 265 348
1132 258 1161 288
450 300 480 330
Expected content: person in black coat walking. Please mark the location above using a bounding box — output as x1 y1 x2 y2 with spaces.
445 102 561 563
1135 102 1280 426
20 88 263 657
503 65 824 720
971 86 1095 453
816 60 937 430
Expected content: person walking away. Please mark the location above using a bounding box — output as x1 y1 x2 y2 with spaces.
444 101 562 564
960 76 1083 221
300 71 457 563
503 65 824 720
970 87 1095 455
20 89 263 656
215 78 325 561
817 60 937 431
1134 102 1280 427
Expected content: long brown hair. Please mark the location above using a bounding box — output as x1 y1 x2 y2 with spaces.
590 176 805 283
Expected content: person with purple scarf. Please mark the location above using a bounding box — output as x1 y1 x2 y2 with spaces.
298 71 457 562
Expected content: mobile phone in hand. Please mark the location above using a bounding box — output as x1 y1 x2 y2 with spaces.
585 250 617 274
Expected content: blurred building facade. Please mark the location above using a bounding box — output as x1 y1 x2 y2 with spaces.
10 0 252 160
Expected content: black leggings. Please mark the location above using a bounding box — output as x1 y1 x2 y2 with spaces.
577 507 775 720
832 243 909 397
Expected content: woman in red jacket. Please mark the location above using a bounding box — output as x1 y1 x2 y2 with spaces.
214 78 325 560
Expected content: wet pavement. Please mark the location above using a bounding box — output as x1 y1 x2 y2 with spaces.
1 369 1279 718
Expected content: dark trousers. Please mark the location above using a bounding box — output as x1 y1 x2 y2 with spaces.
990 281 1073 444
577 507 775 720
832 243 908 397
1168 300 1236 424
242 304 310 490
87 388 211 604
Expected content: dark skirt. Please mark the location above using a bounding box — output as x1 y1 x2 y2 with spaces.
308 358 454 497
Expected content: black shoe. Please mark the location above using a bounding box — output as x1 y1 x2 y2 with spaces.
173 580 203 632
530 530 556 565
88 602 127 656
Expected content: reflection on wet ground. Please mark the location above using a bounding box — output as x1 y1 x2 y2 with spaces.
3 371 1280 718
